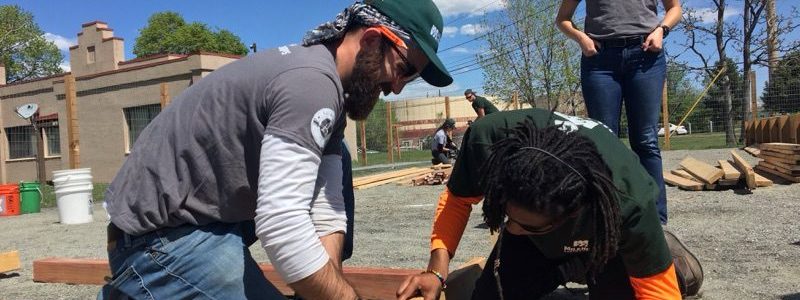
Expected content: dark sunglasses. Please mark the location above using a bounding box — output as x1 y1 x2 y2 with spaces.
383 38 420 83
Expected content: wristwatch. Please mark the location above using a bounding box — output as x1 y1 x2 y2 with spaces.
659 24 671 38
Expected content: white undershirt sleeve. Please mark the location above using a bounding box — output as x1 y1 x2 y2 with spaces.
255 134 329 284
311 154 347 236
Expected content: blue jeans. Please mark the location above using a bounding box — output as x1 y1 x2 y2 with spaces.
98 222 284 299
581 44 668 224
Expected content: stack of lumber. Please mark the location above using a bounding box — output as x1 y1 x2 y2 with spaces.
412 168 453 186
755 143 800 183
352 167 434 190
663 151 772 191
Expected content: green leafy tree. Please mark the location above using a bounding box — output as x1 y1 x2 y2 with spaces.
133 12 248 57
478 0 581 112
0 5 64 83
762 51 800 113
355 99 400 152
665 62 704 130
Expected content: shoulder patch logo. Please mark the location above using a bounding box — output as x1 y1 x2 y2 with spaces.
310 108 336 148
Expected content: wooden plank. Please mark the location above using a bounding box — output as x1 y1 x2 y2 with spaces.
758 151 800 165
743 146 761 157
759 150 800 160
759 147 800 156
754 172 773 187
33 258 419 299
731 150 757 189
353 168 424 186
755 119 765 144
761 142 800 151
755 165 800 183
663 172 704 191
670 169 700 181
789 114 800 144
717 178 740 186
0 251 21 273
64 74 80 168
768 117 779 143
758 160 800 176
679 157 724 184
778 116 791 143
760 157 800 171
744 120 754 146
355 169 433 190
717 160 742 180
444 257 486 300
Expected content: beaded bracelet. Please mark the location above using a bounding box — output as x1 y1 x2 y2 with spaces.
423 269 447 290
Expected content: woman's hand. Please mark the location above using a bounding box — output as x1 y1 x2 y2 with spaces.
578 34 599 57
643 27 664 52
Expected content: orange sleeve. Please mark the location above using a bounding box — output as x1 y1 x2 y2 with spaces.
629 263 681 300
430 187 483 257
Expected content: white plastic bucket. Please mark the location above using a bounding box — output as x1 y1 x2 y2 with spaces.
52 168 94 224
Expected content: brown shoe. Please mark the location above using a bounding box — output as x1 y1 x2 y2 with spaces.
664 230 703 297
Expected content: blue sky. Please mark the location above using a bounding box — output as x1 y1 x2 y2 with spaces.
3 0 798 101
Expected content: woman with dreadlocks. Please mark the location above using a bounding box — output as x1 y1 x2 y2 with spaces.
397 108 701 300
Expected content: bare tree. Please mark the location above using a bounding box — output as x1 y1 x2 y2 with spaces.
478 0 581 112
736 0 799 141
678 0 740 146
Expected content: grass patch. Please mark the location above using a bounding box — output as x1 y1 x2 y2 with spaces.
620 132 743 151
355 150 433 167
40 183 109 208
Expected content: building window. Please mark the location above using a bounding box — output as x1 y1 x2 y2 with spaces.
87 46 96 64
124 104 161 151
6 126 36 159
43 126 61 156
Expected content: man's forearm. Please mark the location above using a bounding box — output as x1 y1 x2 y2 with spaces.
289 260 358 299
320 232 345 270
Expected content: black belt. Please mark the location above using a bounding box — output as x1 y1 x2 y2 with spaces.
107 223 126 251
596 36 645 48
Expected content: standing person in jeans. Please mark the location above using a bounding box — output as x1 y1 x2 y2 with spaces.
556 0 681 224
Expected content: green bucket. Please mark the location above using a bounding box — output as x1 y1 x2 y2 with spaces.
19 181 42 214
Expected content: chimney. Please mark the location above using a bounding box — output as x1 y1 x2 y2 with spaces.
0 62 6 85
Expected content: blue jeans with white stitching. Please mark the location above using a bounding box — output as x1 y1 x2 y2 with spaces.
98 222 284 299
581 44 668 224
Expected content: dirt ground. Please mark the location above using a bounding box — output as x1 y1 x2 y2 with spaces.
1 148 798 299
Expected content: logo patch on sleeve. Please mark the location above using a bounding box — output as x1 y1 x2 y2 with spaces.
311 108 336 148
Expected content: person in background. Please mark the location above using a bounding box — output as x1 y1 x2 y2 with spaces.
431 118 457 165
555 0 681 225
464 89 499 119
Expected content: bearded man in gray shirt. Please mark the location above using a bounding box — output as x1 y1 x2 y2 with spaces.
99 1 452 299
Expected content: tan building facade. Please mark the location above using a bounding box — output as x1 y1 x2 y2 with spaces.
0 20 358 183
391 95 503 149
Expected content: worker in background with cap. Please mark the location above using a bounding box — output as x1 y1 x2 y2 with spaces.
99 1 452 299
464 89 499 119
431 118 458 165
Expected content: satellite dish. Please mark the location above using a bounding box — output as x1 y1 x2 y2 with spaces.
15 103 39 119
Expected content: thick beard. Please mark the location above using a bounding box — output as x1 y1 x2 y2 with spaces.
343 42 386 120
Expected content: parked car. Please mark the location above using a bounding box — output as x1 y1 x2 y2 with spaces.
658 123 688 136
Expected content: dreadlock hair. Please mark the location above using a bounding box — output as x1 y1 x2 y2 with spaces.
479 118 621 275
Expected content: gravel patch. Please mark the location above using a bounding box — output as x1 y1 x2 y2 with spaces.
1 148 798 299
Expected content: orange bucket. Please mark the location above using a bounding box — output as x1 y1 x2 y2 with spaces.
0 184 20 216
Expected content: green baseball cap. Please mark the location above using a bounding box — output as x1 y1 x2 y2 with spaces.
367 0 453 87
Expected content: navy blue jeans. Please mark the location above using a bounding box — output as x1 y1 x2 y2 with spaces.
581 44 668 224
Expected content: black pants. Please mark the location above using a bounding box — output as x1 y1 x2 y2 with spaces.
472 230 635 300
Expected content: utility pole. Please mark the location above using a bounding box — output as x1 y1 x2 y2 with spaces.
766 0 778 80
